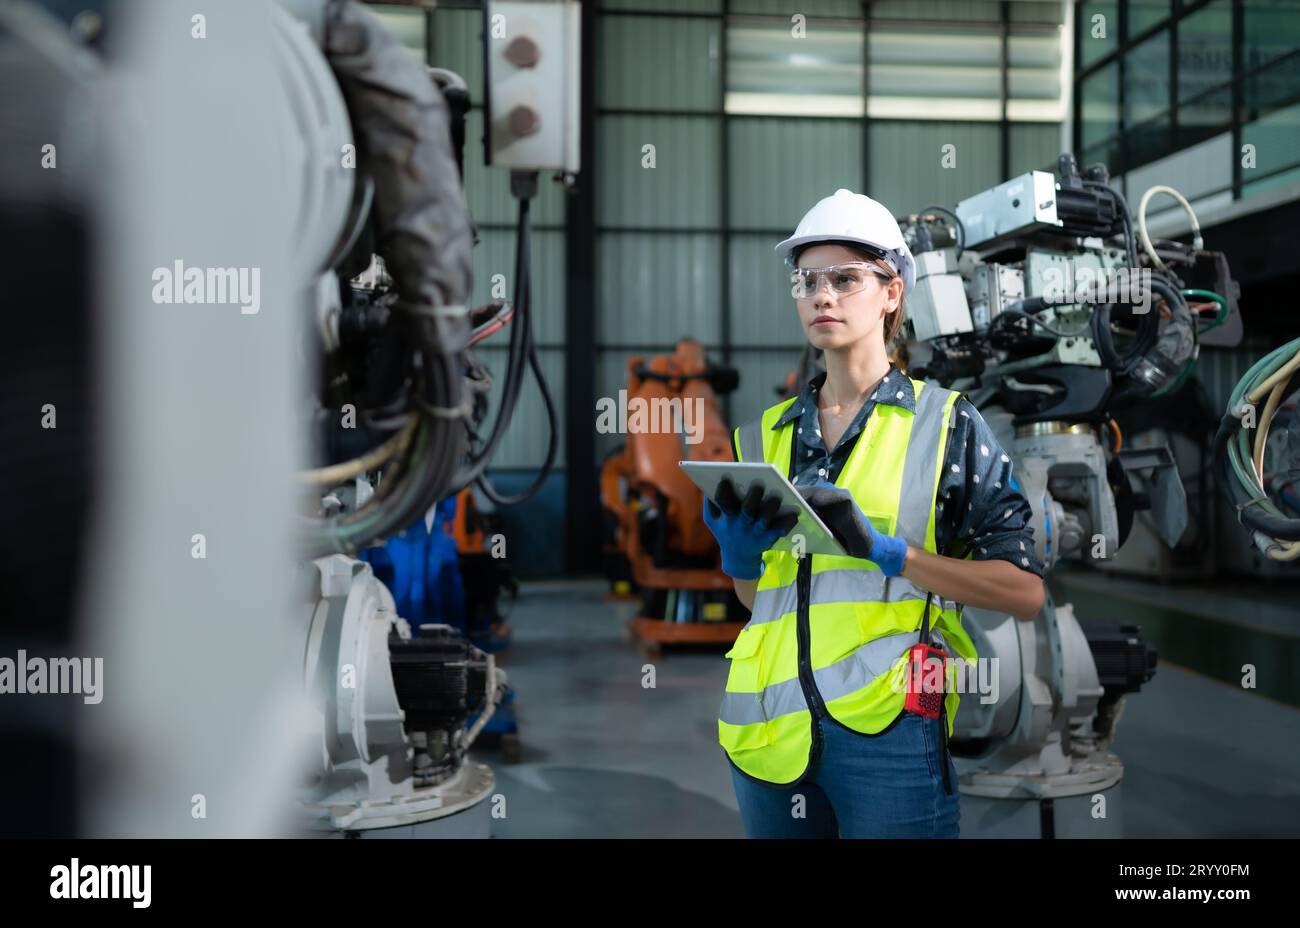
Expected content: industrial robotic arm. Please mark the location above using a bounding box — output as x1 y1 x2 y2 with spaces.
897 153 1244 835
277 0 579 835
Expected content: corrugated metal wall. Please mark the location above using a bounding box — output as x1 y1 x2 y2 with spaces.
869 121 1002 215
1009 122 1066 175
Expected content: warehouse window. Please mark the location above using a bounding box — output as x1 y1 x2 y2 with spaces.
723 6 1066 124
1078 1 1120 67
1123 29 1172 166
1244 0 1300 70
1129 0 1173 36
725 17 864 117
1178 0 1234 149
1080 61 1120 164
1073 0 1300 193
867 23 1003 120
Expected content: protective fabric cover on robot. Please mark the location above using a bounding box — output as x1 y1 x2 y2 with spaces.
323 0 474 349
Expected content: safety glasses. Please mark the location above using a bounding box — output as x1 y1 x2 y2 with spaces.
790 262 894 300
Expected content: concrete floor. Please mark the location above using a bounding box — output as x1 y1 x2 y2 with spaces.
471 578 1300 838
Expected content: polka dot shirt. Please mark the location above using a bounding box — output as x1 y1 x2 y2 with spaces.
735 364 1045 577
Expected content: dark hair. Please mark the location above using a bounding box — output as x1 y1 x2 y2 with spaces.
790 240 906 345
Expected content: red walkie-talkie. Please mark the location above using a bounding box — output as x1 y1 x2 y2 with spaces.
903 592 955 796
903 593 946 719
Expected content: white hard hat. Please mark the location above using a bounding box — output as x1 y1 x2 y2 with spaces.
775 189 915 292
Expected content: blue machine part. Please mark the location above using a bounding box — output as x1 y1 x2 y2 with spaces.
359 495 467 631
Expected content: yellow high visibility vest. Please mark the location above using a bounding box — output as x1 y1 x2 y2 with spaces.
720 377 976 786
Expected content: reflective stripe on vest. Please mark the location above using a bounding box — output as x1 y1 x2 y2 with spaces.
719 630 919 726
735 408 772 464
720 377 974 785
748 569 936 627
897 381 954 549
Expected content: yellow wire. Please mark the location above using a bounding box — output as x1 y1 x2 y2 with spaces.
1267 542 1300 561
1247 345 1300 404
1238 344 1300 559
296 414 418 487
1252 375 1290 489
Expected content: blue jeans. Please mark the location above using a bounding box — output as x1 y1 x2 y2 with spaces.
729 712 960 838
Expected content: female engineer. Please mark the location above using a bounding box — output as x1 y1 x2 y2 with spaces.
701 189 1046 838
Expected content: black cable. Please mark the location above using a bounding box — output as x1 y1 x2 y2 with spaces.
304 2 477 555
1083 180 1138 269
1091 272 1165 378
919 204 965 258
452 197 533 487
1135 273 1179 365
473 187 560 507
309 309 466 556
1149 272 1188 313
345 309 466 546
475 332 559 506
1212 411 1300 541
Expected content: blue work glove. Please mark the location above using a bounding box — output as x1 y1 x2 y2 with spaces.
796 480 908 576
701 478 799 580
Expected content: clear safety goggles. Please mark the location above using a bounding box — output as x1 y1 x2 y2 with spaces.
790 262 895 300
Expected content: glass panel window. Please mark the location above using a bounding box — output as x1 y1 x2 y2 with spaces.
1126 113 1173 169
726 17 863 116
1080 61 1119 149
868 25 1001 118
1178 85 1233 148
1125 29 1171 126
1129 0 1171 37
1244 0 1300 72
1081 137 1123 176
1179 0 1233 106
1078 2 1119 67
1245 52 1300 116
1009 28 1066 120
1242 99 1300 191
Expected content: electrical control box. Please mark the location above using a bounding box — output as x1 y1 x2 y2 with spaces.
482 0 581 173
966 263 1024 331
955 170 1061 251
907 250 973 341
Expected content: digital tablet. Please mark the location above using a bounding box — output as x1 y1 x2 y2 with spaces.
678 460 849 558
